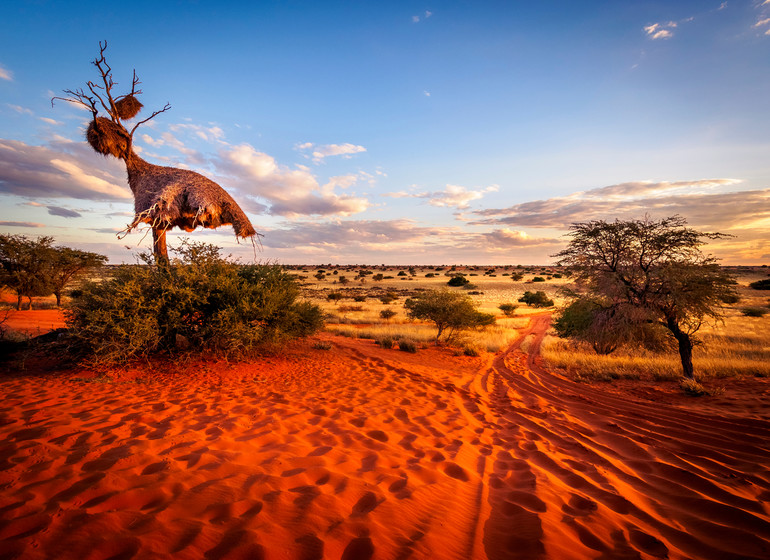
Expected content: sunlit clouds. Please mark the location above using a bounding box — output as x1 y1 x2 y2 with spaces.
296 142 367 164
386 184 499 209
0 65 12 81
644 21 677 40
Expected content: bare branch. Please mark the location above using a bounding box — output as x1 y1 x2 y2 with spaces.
115 70 143 102
51 88 98 118
130 103 172 137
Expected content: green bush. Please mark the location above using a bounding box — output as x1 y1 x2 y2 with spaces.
66 242 324 363
447 275 470 287
518 291 554 308
532 276 546 282
380 309 397 320
405 288 495 342
749 279 770 290
498 303 518 316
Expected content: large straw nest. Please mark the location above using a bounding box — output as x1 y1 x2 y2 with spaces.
87 117 130 158
115 95 143 120
127 158 257 239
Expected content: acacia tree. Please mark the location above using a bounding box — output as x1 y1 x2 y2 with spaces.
0 235 54 310
49 247 108 307
405 289 494 343
554 216 737 379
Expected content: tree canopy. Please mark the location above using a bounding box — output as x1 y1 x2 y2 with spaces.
554 216 737 379
404 289 494 343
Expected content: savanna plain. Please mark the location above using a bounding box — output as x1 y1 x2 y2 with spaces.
1 265 769 560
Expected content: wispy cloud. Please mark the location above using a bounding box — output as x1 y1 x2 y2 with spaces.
0 221 44 228
385 184 499 209
38 117 62 125
6 104 33 115
471 179 768 232
46 205 82 218
412 11 432 23
296 142 367 164
643 21 678 40
0 65 11 81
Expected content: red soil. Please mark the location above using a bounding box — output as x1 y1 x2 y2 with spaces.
1 316 769 559
2 309 67 336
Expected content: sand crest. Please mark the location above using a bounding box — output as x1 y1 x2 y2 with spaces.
1 316 769 559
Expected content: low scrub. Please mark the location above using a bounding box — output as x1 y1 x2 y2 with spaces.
66 242 323 364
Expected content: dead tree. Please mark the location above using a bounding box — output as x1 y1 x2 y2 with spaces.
54 42 258 262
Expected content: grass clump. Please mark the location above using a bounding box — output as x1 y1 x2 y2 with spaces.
398 339 418 353
312 341 332 350
66 242 323 364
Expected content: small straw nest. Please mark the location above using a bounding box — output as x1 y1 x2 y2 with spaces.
114 95 143 120
87 117 130 158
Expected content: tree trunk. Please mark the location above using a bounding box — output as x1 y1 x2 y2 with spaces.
667 317 694 379
152 227 169 264
16 294 22 311
27 295 33 311
54 290 62 308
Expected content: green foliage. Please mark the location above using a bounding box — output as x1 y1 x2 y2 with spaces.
532 276 546 282
518 291 554 308
510 272 524 281
447 275 470 287
379 292 397 304
404 288 495 343
380 308 397 320
554 216 738 379
749 279 770 290
0 234 55 310
66 242 323 363
498 303 518 317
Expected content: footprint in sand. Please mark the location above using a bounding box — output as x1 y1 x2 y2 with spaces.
443 462 469 481
341 536 374 560
351 491 380 515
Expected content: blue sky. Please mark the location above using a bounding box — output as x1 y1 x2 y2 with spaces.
1 0 769 264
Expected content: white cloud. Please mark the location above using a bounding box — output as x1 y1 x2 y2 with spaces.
215 143 370 217
412 15 420 23
644 21 677 39
423 90 431 97
385 184 499 209
0 65 11 81
38 117 62 125
6 104 33 115
0 138 130 201
755 17 770 28
299 142 367 164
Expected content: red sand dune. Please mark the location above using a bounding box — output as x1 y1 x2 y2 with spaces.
2 309 67 336
1 315 769 559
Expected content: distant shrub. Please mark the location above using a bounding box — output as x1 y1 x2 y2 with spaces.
379 292 398 304
353 295 367 302
462 344 481 357
327 292 344 301
447 275 470 287
380 309 397 320
510 273 524 281
741 307 768 317
518 291 554 308
66 242 323 363
313 341 332 350
372 273 384 282
425 273 435 278
552 273 563 279
338 305 364 313
720 293 740 304
397 271 407 276
376 336 394 349
405 288 495 343
749 279 770 290
398 339 418 353
532 276 546 282
498 303 518 316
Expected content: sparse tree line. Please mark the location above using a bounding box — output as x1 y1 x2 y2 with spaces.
0 234 107 310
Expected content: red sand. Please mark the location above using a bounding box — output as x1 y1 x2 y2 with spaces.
2 309 67 336
1 315 769 559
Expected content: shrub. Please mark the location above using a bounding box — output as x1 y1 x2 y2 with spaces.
380 309 397 320
425 273 435 278
749 279 770 290
398 339 418 353
313 341 332 350
353 295 367 302
681 378 708 396
720 293 741 304
66 242 324 363
518 291 554 308
447 275 470 287
405 288 495 343
376 336 394 349
338 305 364 313
372 273 384 282
397 271 407 276
379 292 398 304
327 292 344 301
532 276 546 282
498 303 518 317
741 307 768 317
